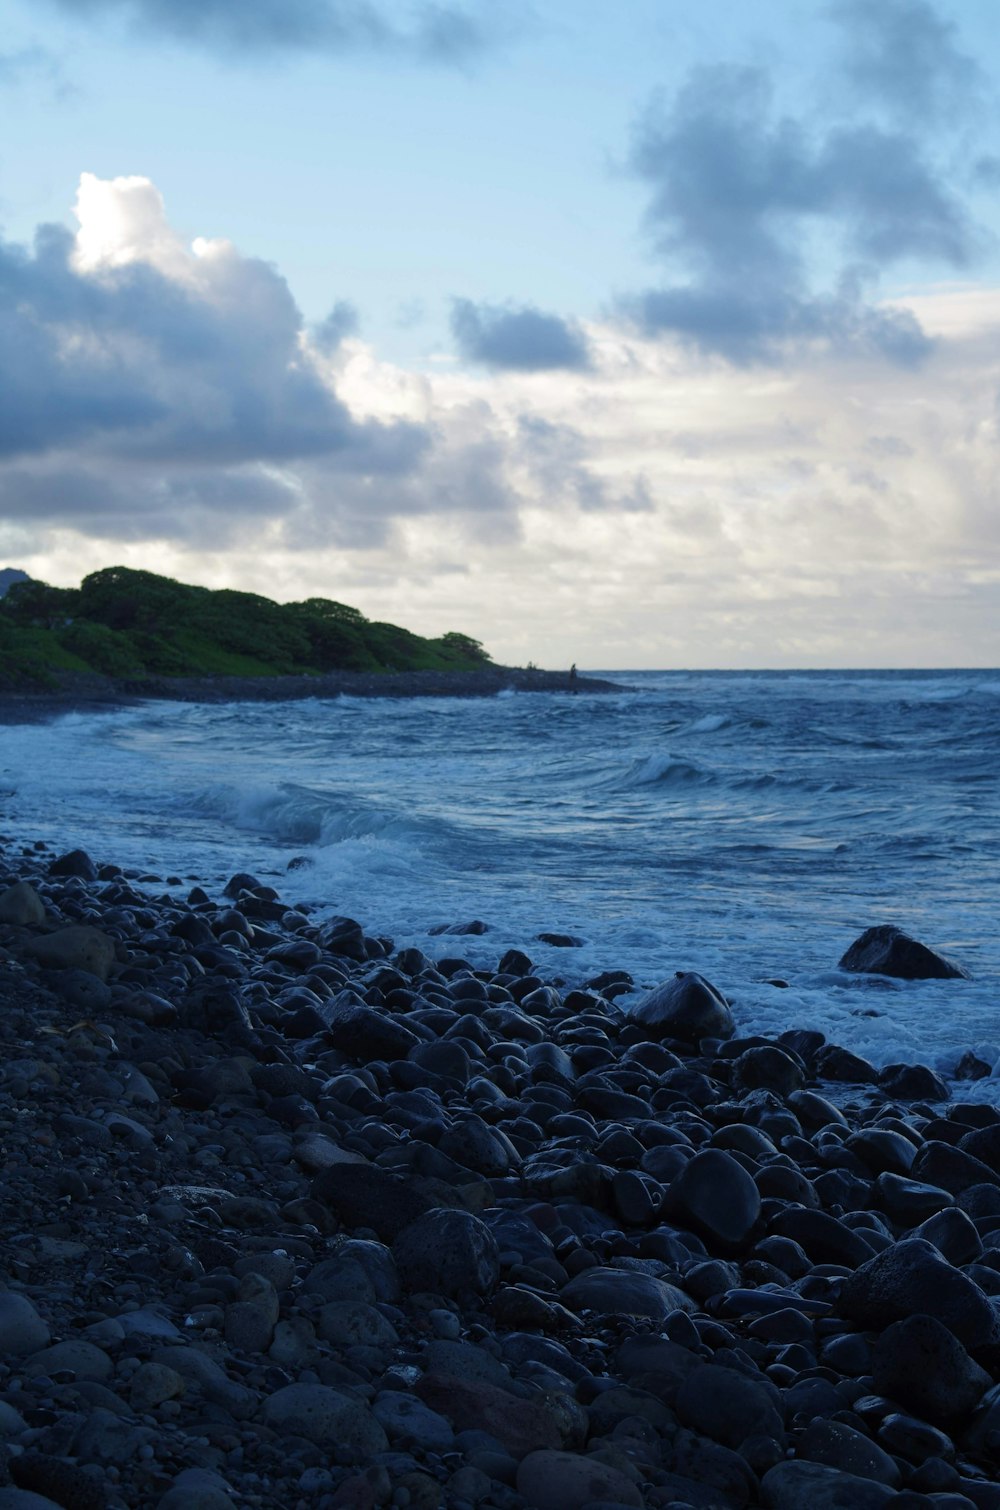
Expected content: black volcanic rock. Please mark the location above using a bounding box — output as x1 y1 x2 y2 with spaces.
838 1238 1000 1350
838 925 969 980
630 971 734 1043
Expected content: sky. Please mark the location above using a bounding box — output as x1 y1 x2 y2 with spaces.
1 0 999 668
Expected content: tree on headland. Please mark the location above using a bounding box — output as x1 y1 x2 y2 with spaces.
0 566 494 688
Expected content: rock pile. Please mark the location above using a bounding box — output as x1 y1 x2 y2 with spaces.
0 843 998 1509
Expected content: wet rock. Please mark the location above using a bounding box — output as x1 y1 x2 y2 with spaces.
838 925 969 980
871 1314 991 1422
311 1164 435 1240
664 1147 761 1252
676 1361 784 1449
416 1375 564 1460
48 848 99 880
321 999 419 1061
630 971 733 1044
796 1418 901 1487
731 1044 804 1096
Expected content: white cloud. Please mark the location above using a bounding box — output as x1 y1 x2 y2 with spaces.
6 175 1000 667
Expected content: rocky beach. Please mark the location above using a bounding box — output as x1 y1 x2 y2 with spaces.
2 835 1000 1510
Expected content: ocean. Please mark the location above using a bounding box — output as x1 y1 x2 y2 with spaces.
3 669 998 1094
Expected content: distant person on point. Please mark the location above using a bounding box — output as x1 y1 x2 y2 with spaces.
569 663 577 693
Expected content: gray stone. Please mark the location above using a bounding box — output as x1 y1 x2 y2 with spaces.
260 1383 388 1459
675 1361 784 1449
0 882 45 925
24 1340 112 1381
373 1391 456 1451
316 1300 399 1349
25 925 116 981
796 1419 901 1487
838 1238 1000 1350
561 1266 696 1321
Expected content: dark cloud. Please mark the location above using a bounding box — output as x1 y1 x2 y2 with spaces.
830 0 982 124
0 221 426 471
451 298 591 371
627 62 974 363
45 0 498 63
313 299 360 354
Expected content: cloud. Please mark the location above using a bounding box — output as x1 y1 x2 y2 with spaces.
0 173 426 471
44 0 501 63
313 300 360 354
451 298 591 371
627 53 977 363
830 0 983 124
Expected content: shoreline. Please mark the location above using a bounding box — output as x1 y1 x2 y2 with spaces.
0 666 627 725
1 838 999 1506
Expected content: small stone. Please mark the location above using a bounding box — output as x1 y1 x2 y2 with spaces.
560 1266 696 1320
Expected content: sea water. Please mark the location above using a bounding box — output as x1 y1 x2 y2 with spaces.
2 669 998 1093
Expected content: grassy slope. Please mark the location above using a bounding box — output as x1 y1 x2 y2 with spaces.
0 567 492 691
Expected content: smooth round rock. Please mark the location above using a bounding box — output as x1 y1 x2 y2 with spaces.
762 1460 896 1508
0 1295 50 1356
515 1449 642 1510
260 1383 388 1459
560 1266 696 1320
665 1147 761 1252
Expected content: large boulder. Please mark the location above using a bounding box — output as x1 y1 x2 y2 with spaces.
630 971 733 1043
871 1313 991 1423
838 925 969 980
24 926 116 981
838 1238 1000 1351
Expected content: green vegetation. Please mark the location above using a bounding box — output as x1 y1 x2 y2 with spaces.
0 566 492 690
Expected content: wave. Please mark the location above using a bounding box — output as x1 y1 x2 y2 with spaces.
178 780 449 854
604 753 715 790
